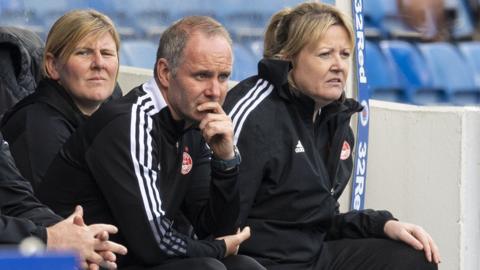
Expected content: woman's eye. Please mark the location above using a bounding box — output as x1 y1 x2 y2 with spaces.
341 52 351 58
76 50 90 56
319 52 330 58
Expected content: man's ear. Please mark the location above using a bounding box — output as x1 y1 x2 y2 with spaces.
44 53 61 80
156 58 170 90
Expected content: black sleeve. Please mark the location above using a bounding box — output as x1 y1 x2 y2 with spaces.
326 209 397 240
2 105 73 190
0 137 61 244
84 116 226 265
232 123 271 227
181 135 240 238
0 215 47 244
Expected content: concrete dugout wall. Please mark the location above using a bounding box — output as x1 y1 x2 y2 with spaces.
358 100 480 270
119 68 480 270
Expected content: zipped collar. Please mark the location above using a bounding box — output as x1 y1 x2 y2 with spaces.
2 78 87 128
141 78 190 141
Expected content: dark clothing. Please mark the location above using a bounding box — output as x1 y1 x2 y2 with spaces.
1 78 122 190
223 59 397 269
0 134 61 244
124 255 265 270
39 79 241 268
0 26 43 118
1 79 87 190
262 238 436 270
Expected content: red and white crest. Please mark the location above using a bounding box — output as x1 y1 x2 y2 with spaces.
181 151 193 175
340 141 351 160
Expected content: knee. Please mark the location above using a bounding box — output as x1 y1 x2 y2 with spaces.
224 255 266 270
389 243 438 270
195 257 226 270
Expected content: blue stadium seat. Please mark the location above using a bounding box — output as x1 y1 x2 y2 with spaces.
418 42 480 105
363 0 420 40
231 43 257 82
0 0 46 38
365 40 406 103
23 0 69 29
457 41 480 88
379 40 449 105
120 40 157 69
444 0 476 40
114 0 169 41
168 0 217 21
246 39 263 61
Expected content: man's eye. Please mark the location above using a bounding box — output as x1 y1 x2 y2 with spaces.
219 74 230 82
196 74 207 80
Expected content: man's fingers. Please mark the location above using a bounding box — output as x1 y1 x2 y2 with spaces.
96 231 109 241
197 102 224 114
80 261 89 270
88 263 99 270
94 240 128 255
89 224 119 235
98 250 116 262
99 260 118 270
66 205 84 223
201 121 231 141
199 113 230 131
85 251 104 265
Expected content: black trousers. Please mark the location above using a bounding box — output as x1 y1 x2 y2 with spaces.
262 238 438 270
123 255 265 270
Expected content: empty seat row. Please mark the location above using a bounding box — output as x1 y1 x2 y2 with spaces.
365 40 480 105
1 0 324 41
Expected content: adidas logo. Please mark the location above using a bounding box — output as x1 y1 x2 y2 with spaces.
295 140 305 153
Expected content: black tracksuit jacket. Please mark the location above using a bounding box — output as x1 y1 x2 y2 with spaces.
38 79 240 267
1 79 122 191
223 59 395 268
0 134 61 244
1 79 88 190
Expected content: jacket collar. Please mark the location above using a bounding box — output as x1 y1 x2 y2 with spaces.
258 58 292 101
2 78 87 128
142 77 186 141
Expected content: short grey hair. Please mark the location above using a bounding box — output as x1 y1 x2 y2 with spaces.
154 16 232 76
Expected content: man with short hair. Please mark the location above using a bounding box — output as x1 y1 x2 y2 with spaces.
38 16 264 270
0 134 127 270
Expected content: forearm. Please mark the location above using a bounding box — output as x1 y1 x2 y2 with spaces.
0 215 47 244
326 209 396 240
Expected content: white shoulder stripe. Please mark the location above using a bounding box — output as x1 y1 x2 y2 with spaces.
228 79 265 119
229 79 273 144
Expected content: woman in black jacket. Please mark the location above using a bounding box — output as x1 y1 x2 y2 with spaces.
1 9 121 190
223 2 440 270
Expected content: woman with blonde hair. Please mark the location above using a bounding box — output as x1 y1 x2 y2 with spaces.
1 9 121 190
224 2 440 269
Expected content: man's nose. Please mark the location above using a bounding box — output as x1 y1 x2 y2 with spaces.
205 79 222 99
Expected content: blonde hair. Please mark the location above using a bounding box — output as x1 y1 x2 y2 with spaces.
264 2 354 60
42 9 120 77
